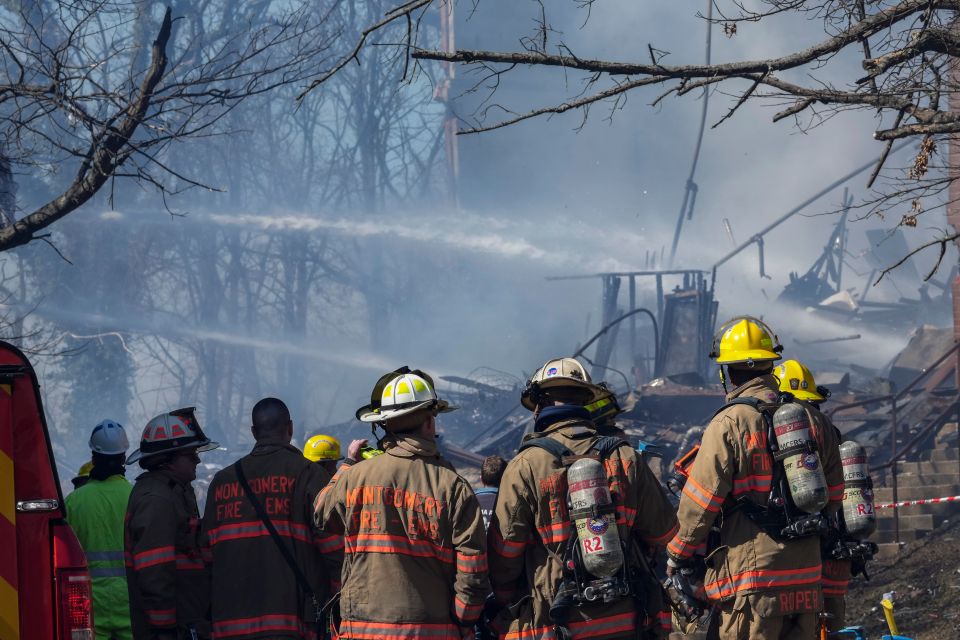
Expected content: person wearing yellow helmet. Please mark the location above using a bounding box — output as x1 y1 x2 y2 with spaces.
72 460 94 489
775 359 825 403
776 360 862 633
667 317 842 639
304 433 343 476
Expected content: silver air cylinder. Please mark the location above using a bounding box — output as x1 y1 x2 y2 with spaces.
567 458 623 578
772 403 828 514
839 440 876 537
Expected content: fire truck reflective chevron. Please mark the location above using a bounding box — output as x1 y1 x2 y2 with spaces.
0 342 93 640
0 381 19 640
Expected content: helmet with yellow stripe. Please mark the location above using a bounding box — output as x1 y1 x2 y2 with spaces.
584 383 624 425
356 367 456 425
775 359 824 402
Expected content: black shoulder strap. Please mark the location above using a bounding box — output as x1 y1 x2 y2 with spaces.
234 461 321 618
518 434 629 462
712 396 763 419
518 436 573 461
591 435 630 459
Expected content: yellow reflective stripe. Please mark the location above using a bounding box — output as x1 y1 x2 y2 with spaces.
585 397 612 413
0 451 13 526
0 575 19 639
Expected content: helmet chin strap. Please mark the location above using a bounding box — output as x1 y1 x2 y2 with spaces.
718 366 729 393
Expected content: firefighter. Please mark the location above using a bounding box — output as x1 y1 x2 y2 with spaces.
125 408 217 640
476 455 506 530
666 317 842 639
304 433 343 477
490 357 678 640
773 360 848 631
584 383 627 438
314 366 489 640
202 398 342 639
65 420 134 640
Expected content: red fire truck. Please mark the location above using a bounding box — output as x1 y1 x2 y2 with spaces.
0 340 94 638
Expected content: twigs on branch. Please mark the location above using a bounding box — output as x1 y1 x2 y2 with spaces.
0 8 173 251
297 0 434 100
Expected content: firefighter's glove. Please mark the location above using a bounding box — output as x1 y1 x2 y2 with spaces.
665 557 704 619
850 541 879 580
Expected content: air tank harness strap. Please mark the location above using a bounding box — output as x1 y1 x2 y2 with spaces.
771 440 817 462
844 477 873 490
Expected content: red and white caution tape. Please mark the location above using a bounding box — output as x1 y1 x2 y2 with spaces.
875 495 960 509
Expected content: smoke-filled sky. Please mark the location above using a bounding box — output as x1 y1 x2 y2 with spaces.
9 1 955 477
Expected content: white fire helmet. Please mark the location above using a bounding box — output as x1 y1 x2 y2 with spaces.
521 357 595 411
356 368 456 424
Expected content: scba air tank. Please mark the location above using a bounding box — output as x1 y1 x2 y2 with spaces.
839 440 876 537
772 403 828 514
567 458 623 578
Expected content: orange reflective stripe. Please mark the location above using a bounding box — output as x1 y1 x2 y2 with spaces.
657 611 672 631
828 484 845 500
213 614 315 638
145 608 176 625
667 535 696 559
731 474 773 496
704 564 822 600
502 612 635 640
491 528 527 559
643 521 679 546
682 476 724 513
345 533 453 563
456 552 488 573
454 595 483 623
339 620 459 640
133 545 176 570
536 521 570 544
175 554 204 571
617 506 637 527
316 533 344 553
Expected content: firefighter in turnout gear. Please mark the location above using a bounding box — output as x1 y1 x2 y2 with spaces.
666 318 843 639
490 357 678 640
125 408 217 639
65 420 134 640
202 398 343 639
314 367 490 640
774 360 856 632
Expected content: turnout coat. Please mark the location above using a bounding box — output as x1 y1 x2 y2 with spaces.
666 375 844 619
488 407 679 640
125 469 211 639
202 438 342 639
314 433 489 640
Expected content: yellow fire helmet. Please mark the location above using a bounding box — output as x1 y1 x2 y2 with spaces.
775 359 824 402
76 460 94 478
709 316 783 366
584 383 624 424
356 367 456 423
304 434 343 462
521 357 595 411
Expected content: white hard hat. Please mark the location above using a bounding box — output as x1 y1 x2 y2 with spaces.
521 357 595 411
89 420 130 456
356 368 456 424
